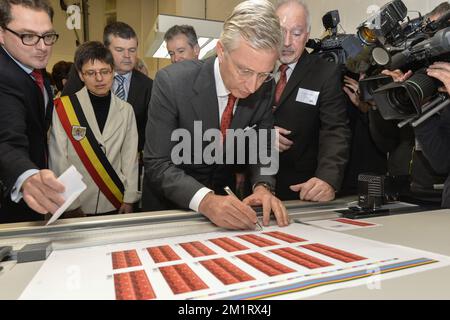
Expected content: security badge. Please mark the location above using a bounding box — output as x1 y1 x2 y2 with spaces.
71 126 87 141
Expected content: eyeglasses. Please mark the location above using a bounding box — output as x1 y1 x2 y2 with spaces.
3 26 59 46
82 69 113 78
225 51 275 83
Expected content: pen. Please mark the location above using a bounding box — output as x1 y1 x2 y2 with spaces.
224 186 263 230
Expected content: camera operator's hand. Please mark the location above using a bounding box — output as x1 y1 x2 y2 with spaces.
343 75 370 113
427 62 450 93
275 126 293 152
381 69 413 82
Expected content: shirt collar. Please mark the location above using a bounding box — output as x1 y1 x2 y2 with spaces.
114 71 132 82
214 57 230 98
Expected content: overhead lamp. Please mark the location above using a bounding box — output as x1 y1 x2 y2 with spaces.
145 14 223 60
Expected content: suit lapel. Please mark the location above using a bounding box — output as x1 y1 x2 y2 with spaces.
102 95 124 143
277 52 314 109
230 95 258 130
127 70 139 106
191 58 220 131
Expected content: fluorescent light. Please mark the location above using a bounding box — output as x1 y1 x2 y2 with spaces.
199 38 218 59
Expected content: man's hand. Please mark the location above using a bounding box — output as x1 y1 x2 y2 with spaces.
381 69 413 83
119 203 134 214
427 62 450 93
243 186 290 227
199 192 258 230
290 177 335 202
22 170 65 215
275 126 293 152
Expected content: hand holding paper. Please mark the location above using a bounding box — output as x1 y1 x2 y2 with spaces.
46 166 87 226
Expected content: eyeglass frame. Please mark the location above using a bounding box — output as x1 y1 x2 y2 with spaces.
2 26 59 46
81 68 114 78
224 50 275 83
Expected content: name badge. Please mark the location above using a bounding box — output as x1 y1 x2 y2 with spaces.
296 88 320 106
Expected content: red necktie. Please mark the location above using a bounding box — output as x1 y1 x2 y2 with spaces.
274 64 288 108
31 69 45 96
221 94 237 140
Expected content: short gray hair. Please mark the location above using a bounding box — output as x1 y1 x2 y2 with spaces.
220 0 282 53
275 0 311 33
164 24 199 48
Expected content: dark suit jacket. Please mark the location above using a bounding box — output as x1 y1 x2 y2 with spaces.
0 46 53 223
414 108 450 208
274 52 351 200
62 67 152 152
142 57 276 211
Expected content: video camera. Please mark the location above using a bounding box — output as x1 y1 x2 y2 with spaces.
371 26 450 122
308 0 412 74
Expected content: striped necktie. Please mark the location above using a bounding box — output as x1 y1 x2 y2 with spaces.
115 74 126 101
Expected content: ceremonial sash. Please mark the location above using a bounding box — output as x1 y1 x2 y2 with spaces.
55 95 124 209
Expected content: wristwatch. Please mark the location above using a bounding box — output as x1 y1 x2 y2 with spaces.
252 182 275 195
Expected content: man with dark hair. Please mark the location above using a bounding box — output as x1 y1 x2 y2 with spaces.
62 21 152 155
49 41 139 217
164 24 200 64
0 0 65 223
51 60 73 97
427 1 450 21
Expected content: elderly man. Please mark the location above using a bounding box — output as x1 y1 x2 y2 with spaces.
273 0 351 202
143 0 289 230
0 0 65 223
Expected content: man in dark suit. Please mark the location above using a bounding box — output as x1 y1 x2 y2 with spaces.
414 62 450 208
0 0 65 223
62 22 152 154
273 0 351 202
142 0 289 230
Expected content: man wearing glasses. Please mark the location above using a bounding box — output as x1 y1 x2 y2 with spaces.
0 0 65 223
142 0 289 230
49 41 139 217
273 0 350 202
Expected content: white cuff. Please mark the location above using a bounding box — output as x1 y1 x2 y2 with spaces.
189 187 213 212
11 169 39 203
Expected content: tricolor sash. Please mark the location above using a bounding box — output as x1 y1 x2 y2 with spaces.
55 95 124 209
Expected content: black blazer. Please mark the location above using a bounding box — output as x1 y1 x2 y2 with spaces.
0 46 54 223
414 109 450 208
274 52 351 200
62 67 153 152
142 57 276 211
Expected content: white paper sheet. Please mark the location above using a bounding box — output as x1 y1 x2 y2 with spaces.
46 166 87 226
20 224 450 300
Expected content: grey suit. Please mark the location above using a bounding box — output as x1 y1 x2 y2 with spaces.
142 57 276 211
